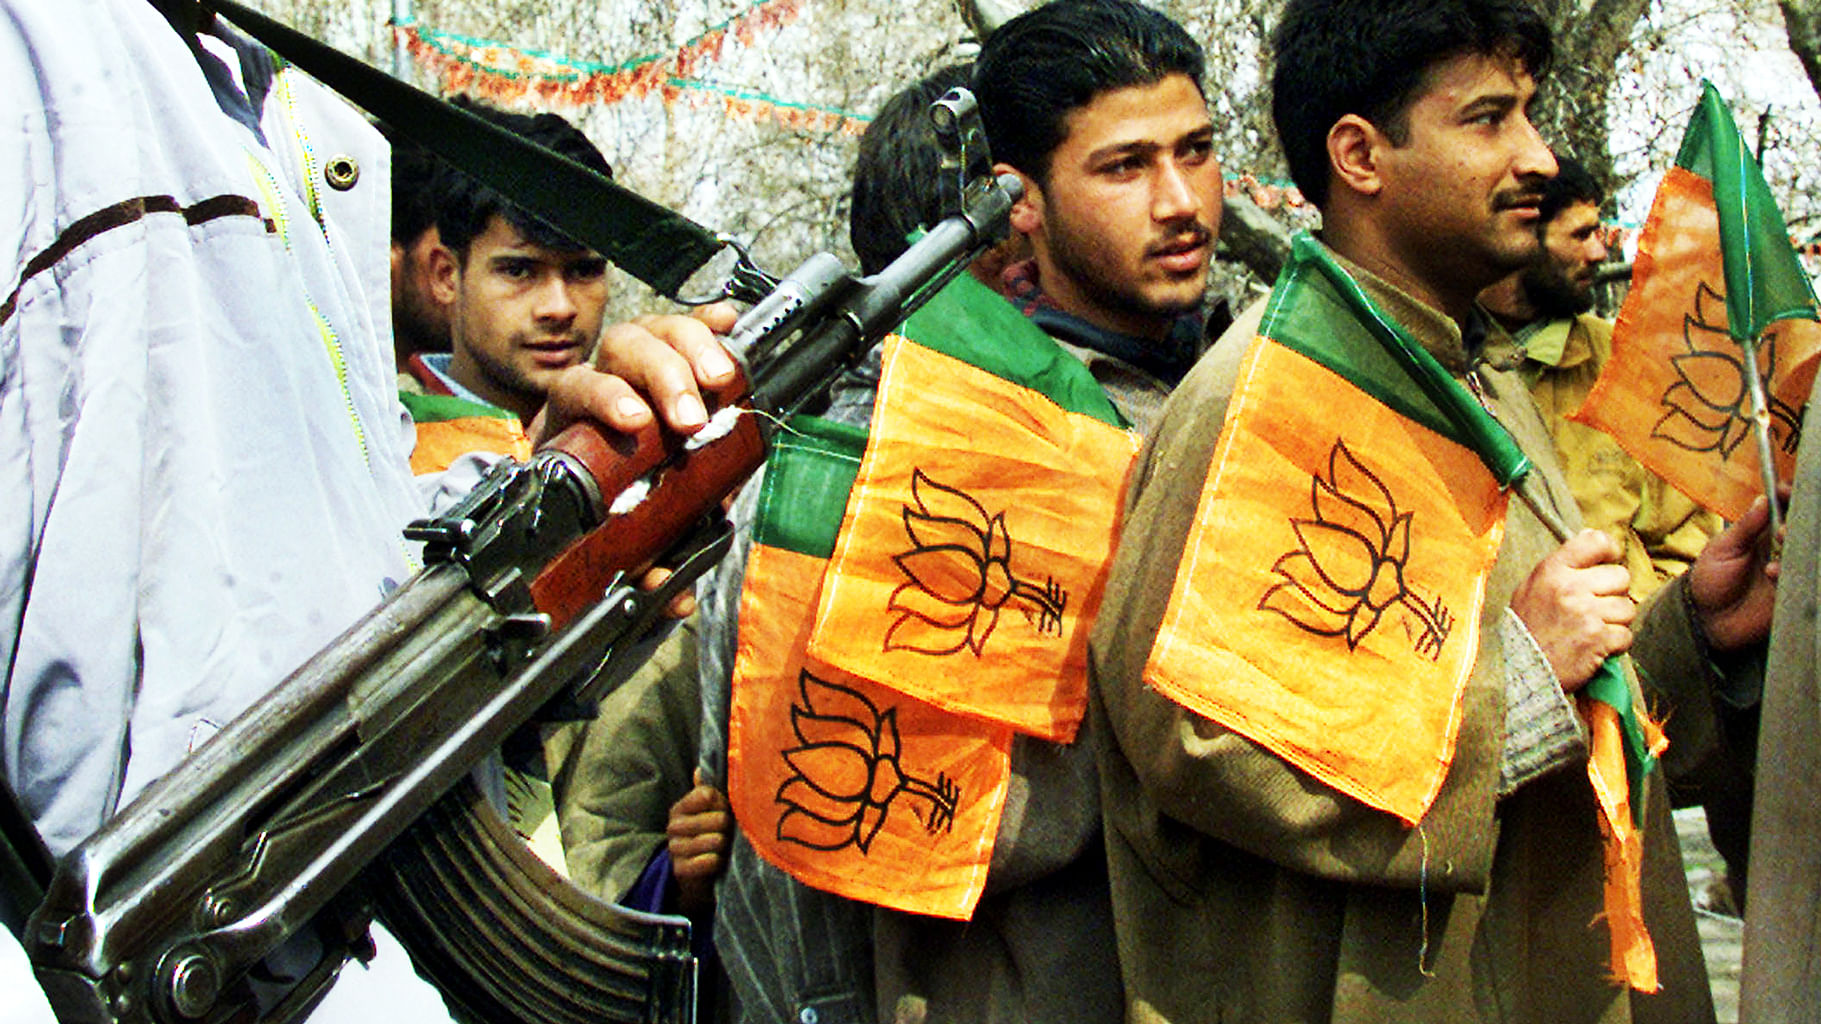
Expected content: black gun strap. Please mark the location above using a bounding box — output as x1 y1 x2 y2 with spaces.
210 0 725 300
0 776 52 939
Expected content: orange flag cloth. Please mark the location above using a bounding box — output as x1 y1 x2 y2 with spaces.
1144 339 1506 823
1576 166 1821 520
808 335 1140 742
1583 695 1670 989
729 420 1013 920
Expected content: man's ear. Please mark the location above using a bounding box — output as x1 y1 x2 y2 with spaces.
428 243 461 306
998 163 1044 237
1327 114 1385 200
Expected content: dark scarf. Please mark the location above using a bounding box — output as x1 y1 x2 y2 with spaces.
1000 259 1206 385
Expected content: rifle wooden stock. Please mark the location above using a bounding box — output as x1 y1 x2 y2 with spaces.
531 383 765 630
23 161 1021 1024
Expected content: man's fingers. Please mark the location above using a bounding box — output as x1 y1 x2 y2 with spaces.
596 319 708 431
670 783 730 818
1598 623 1633 659
668 810 732 845
1580 563 1632 598
1557 528 1624 569
595 310 743 434
671 850 725 883
691 300 740 335
638 567 696 618
528 364 654 447
1590 594 1636 628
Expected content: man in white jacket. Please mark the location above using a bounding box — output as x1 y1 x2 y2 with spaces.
0 0 733 1017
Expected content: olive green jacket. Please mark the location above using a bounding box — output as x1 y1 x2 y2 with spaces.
1089 249 1711 1024
1521 312 1719 602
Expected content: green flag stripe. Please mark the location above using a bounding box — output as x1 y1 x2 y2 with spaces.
1584 660 1657 827
753 415 868 558
1261 235 1531 487
901 273 1127 428
399 391 518 425
1678 81 1820 342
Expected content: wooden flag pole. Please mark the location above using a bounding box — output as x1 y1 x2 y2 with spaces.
1737 334 1787 552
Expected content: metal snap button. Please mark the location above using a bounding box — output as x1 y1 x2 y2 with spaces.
325 154 360 191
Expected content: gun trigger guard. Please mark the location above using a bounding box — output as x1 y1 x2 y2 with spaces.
544 518 735 719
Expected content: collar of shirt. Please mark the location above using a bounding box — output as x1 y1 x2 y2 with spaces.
408 352 498 409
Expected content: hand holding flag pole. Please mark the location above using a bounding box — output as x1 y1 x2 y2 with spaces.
1300 237 1663 986
1691 79 1818 550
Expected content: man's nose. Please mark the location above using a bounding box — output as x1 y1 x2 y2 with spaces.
534 277 579 321
1512 112 1556 181
1153 158 1201 222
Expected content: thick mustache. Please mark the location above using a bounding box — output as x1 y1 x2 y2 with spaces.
1493 188 1545 211
1145 223 1214 258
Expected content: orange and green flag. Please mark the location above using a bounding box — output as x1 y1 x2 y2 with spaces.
1576 81 1821 520
806 273 1141 742
1147 234 1663 990
400 391 532 474
727 415 1013 920
1144 236 1514 824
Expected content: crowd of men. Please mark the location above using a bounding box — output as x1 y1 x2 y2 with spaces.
1 0 1813 1023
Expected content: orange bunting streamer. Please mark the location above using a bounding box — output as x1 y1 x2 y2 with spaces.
1144 339 1506 824
729 543 1013 920
393 0 872 135
807 337 1140 743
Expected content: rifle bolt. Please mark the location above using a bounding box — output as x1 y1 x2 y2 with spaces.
167 954 221 1019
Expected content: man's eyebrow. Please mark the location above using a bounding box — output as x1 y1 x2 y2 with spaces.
1085 139 1161 163
1085 123 1214 164
1460 92 1518 118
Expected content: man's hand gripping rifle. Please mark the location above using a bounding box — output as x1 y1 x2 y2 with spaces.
22 90 1020 1024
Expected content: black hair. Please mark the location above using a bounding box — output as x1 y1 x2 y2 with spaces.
434 97 614 259
974 0 1204 186
1271 0 1552 209
1537 152 1603 224
849 63 975 276
386 130 441 245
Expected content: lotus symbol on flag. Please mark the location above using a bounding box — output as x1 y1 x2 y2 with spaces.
775 669 961 854
884 469 1068 656
1655 281 1804 456
1260 439 1453 659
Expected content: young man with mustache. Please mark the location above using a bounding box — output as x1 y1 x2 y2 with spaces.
696 4 1226 1022
403 110 613 473
1088 0 1762 1019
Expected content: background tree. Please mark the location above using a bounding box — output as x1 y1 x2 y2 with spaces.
251 0 1821 313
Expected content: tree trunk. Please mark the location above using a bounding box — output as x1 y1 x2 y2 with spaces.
1780 0 1821 101
1527 0 1654 194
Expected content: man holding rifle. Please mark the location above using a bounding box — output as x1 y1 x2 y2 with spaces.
0 0 732 1017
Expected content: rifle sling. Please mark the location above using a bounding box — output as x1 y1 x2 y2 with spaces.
211 0 725 300
0 776 53 939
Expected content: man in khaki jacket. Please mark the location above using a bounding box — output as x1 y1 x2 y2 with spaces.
1481 154 1720 604
1089 0 1769 1020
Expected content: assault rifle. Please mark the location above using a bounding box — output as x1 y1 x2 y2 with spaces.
20 90 1019 1024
